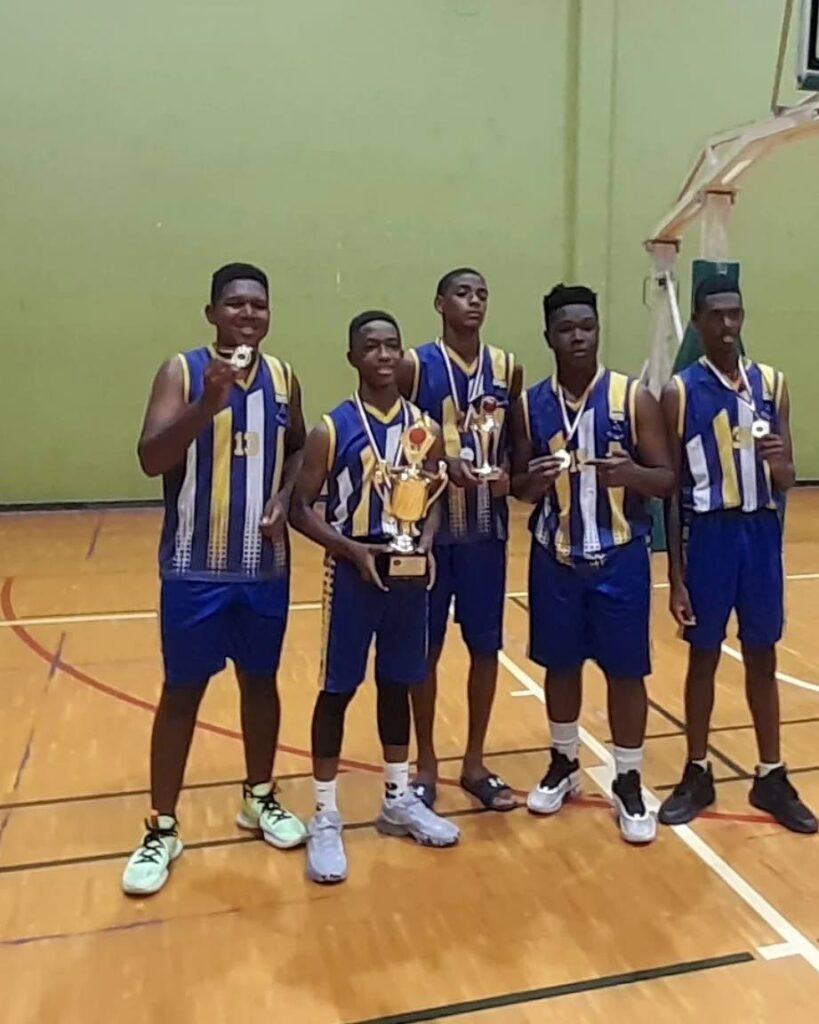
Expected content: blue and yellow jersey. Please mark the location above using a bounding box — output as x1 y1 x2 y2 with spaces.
673 358 784 515
158 347 292 581
323 397 425 542
408 340 517 544
523 368 650 563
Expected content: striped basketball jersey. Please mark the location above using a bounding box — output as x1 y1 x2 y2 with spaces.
158 347 292 581
323 396 425 541
408 340 517 544
673 357 784 515
523 368 650 563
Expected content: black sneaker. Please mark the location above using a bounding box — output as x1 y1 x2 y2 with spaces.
526 749 580 815
658 761 715 825
612 770 656 843
749 766 818 834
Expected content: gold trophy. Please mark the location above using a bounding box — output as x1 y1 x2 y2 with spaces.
374 419 448 585
471 395 504 481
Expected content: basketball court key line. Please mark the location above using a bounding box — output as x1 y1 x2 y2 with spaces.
497 647 819 972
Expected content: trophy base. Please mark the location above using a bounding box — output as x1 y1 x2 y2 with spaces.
474 467 502 482
376 551 430 588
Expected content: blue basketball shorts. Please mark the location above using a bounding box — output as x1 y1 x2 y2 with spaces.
528 537 651 679
160 577 289 688
428 538 506 656
684 509 783 650
320 556 429 694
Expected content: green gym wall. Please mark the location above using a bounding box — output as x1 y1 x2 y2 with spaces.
1 1 817 502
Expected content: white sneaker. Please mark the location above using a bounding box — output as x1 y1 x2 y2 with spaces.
122 815 183 896
236 781 308 849
306 811 347 884
527 750 581 815
376 791 460 847
612 771 657 844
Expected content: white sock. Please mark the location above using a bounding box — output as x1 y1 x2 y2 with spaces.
550 720 579 762
314 778 338 813
757 761 784 778
153 813 177 831
691 758 709 771
613 745 644 778
384 761 409 802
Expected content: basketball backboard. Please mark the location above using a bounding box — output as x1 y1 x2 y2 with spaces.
797 0 819 89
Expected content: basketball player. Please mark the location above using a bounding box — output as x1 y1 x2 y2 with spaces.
658 275 817 833
398 269 522 811
511 284 674 843
289 311 461 885
122 263 307 896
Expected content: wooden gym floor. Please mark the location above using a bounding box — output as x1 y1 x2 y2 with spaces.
3 493 819 1022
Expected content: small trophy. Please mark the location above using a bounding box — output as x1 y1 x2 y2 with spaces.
471 396 504 480
375 419 448 586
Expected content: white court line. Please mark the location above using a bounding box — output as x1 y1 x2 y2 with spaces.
0 602 323 628
497 647 819 971
509 573 819 601
5 573 817 629
720 643 819 695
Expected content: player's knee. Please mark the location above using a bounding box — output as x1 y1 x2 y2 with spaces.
376 684 411 746
741 644 776 682
237 671 276 696
159 684 206 717
311 690 354 758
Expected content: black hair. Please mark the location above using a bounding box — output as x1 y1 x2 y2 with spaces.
693 274 743 313
543 283 598 327
348 310 400 350
435 267 485 297
210 263 269 305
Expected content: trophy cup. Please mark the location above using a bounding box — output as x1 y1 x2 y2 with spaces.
375 419 448 586
472 396 504 480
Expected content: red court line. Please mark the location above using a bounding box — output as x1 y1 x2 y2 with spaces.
0 577 777 825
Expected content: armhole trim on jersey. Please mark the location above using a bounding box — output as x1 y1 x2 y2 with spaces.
520 389 532 443
488 344 506 389
673 376 686 439
284 359 293 403
506 351 516 392
628 379 638 448
774 370 785 412
262 354 289 405
177 353 190 404
407 349 421 404
322 414 337 474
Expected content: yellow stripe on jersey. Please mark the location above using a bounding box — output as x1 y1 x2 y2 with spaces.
351 447 377 536
441 394 462 458
488 344 507 387
757 362 776 402
673 376 686 438
318 555 336 688
774 370 785 411
605 373 632 546
713 409 740 508
506 352 516 390
407 349 421 404
178 353 191 403
208 407 233 570
549 431 572 562
322 414 337 474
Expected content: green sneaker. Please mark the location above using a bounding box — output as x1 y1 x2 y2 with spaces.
236 781 308 849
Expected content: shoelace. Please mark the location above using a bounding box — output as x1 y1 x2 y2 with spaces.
256 791 291 824
134 827 175 865
541 753 576 789
615 771 646 816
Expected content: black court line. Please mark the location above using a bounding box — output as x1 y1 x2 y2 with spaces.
643 714 819 742
346 952 754 1024
0 806 490 877
653 762 819 792
507 596 752 779
0 745 550 815
647 699 750 779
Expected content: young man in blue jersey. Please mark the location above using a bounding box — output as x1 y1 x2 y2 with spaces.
122 263 308 896
511 284 674 843
397 269 523 812
290 310 460 885
659 275 817 833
